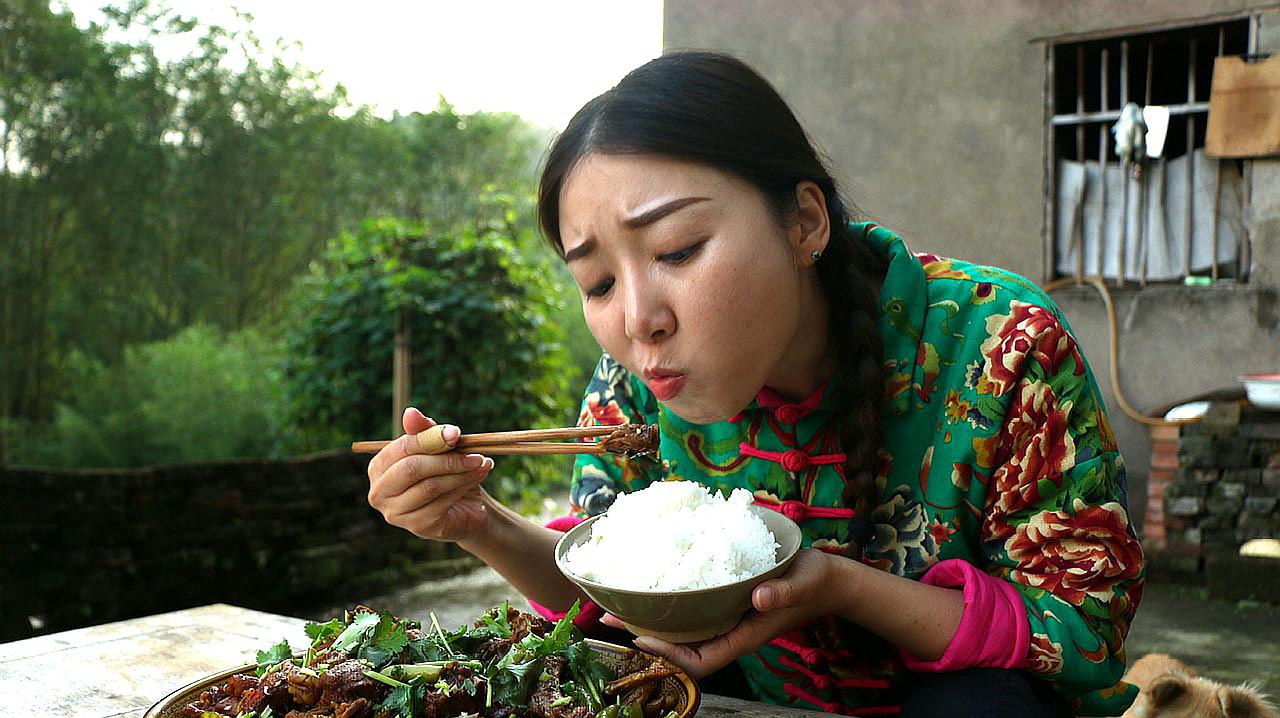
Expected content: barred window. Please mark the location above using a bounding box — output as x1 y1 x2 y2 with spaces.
1043 17 1252 285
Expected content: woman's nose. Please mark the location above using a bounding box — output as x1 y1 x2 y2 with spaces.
623 280 676 342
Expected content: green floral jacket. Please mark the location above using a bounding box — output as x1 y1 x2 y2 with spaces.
566 223 1144 716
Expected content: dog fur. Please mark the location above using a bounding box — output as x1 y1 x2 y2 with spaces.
1120 653 1278 718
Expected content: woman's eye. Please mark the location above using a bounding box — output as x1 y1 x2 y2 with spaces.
659 241 705 264
585 277 615 299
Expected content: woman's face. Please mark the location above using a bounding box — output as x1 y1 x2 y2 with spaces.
558 153 831 424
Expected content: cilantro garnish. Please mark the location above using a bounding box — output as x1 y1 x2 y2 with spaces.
474 599 513 639
254 640 292 677
247 600 623 718
370 673 427 718
358 612 409 668
304 617 344 643
330 611 381 654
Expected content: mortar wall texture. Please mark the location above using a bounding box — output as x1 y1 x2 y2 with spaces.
663 0 1280 530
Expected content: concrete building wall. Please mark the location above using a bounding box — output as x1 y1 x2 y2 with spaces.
664 0 1280 530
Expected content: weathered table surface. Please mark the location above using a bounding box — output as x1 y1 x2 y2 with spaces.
0 604 823 718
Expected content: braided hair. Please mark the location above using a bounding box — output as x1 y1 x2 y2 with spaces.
537 51 889 557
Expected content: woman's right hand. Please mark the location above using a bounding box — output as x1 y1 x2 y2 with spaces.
366 407 495 542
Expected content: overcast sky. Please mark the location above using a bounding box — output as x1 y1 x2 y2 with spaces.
61 0 664 130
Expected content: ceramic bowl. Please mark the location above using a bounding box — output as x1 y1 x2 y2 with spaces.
1240 373 1280 410
554 505 803 644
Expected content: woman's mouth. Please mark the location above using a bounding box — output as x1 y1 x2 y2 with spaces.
643 369 687 401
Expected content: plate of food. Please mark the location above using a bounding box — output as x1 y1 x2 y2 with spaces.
145 601 698 718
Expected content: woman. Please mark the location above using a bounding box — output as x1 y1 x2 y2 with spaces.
366 52 1144 717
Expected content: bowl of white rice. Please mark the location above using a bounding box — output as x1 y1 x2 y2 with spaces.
554 481 802 643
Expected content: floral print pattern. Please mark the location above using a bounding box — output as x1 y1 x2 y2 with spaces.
1005 500 1144 608
566 224 1143 716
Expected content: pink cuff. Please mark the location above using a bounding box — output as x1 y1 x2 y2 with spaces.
900 559 1030 672
528 516 606 632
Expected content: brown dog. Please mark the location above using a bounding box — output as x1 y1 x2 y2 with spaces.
1120 653 1278 718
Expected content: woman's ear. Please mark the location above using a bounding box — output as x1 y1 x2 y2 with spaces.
791 180 830 266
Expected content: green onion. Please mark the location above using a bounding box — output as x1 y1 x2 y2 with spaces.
586 676 603 708
362 668 409 689
429 612 457 659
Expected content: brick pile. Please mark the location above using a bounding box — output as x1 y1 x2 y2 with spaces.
1157 402 1280 570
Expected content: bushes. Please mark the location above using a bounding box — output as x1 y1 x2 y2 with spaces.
8 217 587 508
278 218 576 505
11 325 283 468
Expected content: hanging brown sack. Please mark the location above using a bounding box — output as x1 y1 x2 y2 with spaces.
1206 54 1280 158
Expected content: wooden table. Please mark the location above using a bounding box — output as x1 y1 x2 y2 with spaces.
0 604 822 718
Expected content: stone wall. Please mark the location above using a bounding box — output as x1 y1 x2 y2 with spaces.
1158 403 1280 573
1 452 471 643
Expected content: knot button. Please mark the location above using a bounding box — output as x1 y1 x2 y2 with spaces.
779 500 809 522
775 404 808 424
780 449 812 472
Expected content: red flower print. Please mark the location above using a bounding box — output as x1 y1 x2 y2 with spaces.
983 381 1075 540
927 517 957 546
979 301 1083 397
1027 633 1064 675
1004 500 1143 606
578 394 627 427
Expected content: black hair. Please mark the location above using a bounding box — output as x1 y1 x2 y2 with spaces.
537 51 887 557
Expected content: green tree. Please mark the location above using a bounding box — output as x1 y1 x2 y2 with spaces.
0 1 593 468
280 218 574 504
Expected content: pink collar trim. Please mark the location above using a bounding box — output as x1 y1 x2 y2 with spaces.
755 383 828 424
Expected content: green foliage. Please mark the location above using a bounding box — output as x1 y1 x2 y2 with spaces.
280 218 574 505
0 1 599 470
10 325 283 468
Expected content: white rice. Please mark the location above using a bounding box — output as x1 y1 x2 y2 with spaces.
562 481 779 591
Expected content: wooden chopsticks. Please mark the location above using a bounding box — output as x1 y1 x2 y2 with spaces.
351 424 623 456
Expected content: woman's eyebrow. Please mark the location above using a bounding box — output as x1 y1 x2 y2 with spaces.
565 196 711 262
564 237 596 263
623 196 710 229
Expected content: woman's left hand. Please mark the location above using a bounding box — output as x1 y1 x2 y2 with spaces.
603 549 841 678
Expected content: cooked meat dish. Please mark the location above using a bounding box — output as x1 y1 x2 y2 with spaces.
180 602 680 718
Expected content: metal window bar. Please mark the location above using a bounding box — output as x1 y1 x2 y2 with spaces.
1075 45 1087 283
1185 38 1196 280
1044 44 1057 284
1139 40 1153 287
1096 47 1109 282
1212 27 1225 283
1118 39 1130 288
1047 20 1251 286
